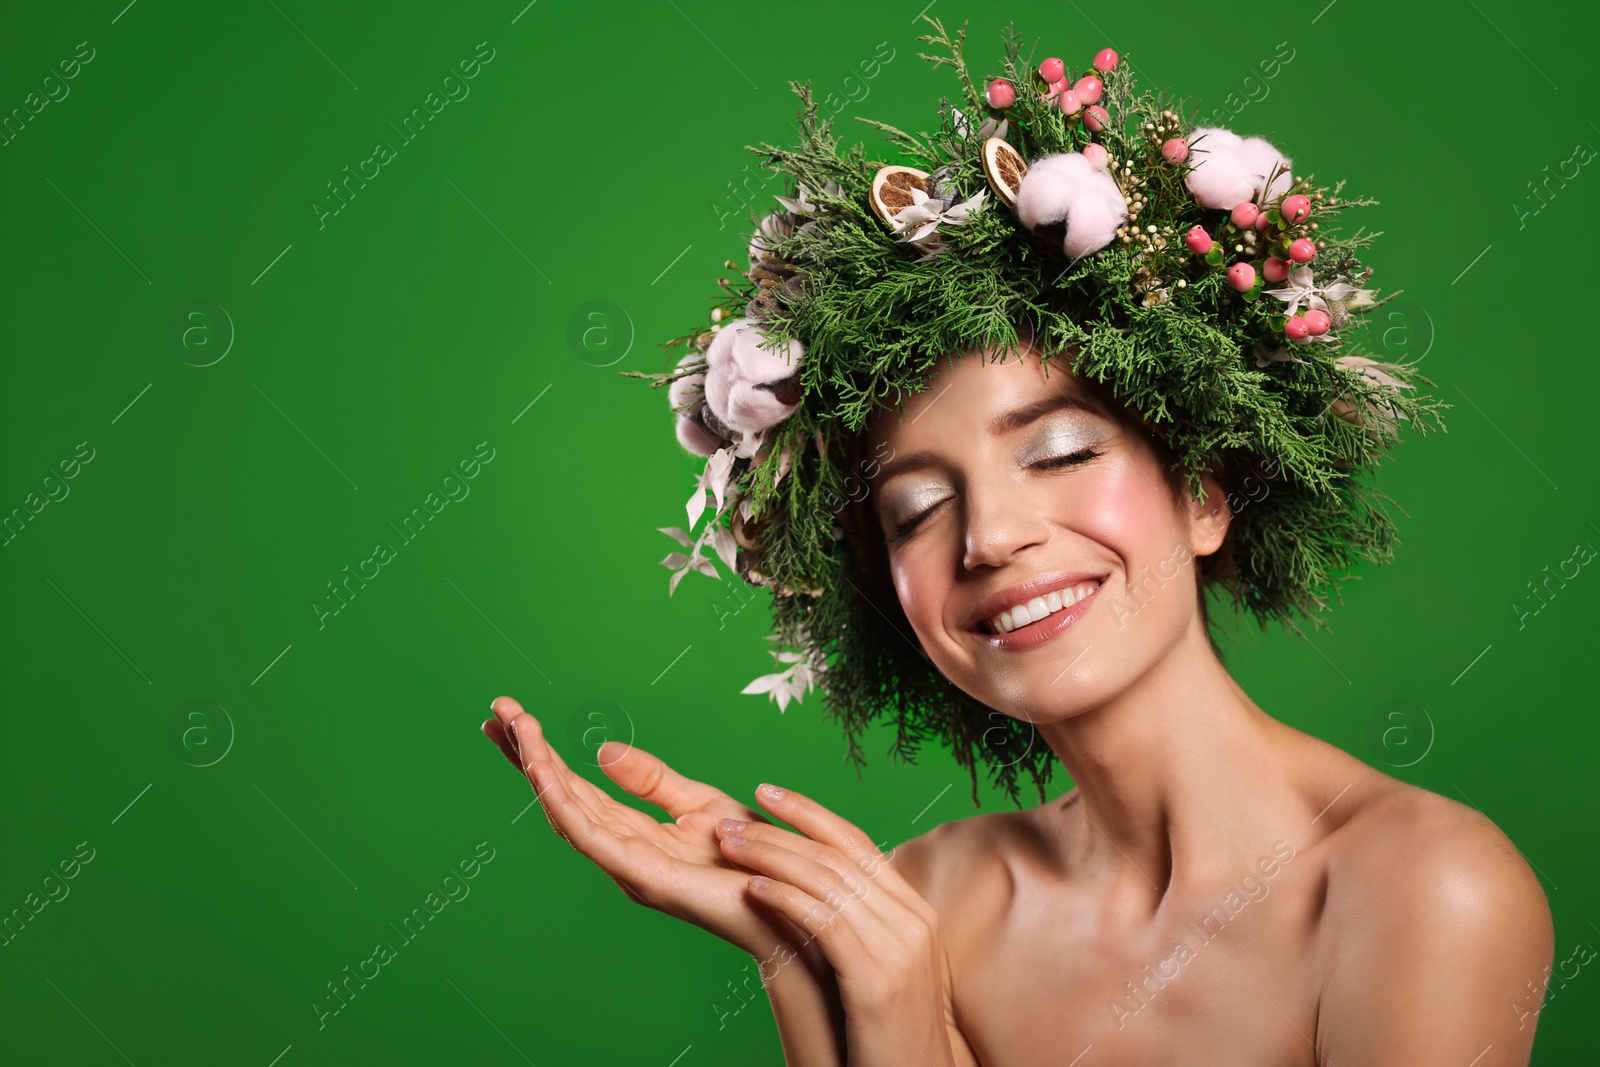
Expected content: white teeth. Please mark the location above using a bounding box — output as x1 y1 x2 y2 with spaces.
986 581 1100 635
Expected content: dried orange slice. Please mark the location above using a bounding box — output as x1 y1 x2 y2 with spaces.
869 165 930 222
982 137 1028 209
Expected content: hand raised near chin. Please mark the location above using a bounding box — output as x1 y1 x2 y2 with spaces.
481 695 827 973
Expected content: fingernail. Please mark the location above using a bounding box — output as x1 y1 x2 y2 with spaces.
724 834 746 847
748 875 770 890
758 783 784 801
719 818 746 834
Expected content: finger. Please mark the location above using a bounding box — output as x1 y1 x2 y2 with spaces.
506 712 622 828
753 784 905 885
721 833 895 939
716 817 907 922
491 696 577 776
491 696 548 768
744 875 872 975
526 757 637 870
597 740 731 823
483 718 522 764
499 707 610 815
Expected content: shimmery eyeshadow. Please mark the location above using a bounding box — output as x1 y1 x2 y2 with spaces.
1017 413 1107 464
884 481 952 531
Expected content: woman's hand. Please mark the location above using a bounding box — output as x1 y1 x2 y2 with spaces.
712 783 961 1067
481 697 829 979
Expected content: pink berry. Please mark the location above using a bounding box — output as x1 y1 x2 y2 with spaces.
1094 48 1118 73
1231 202 1260 228
1263 256 1290 282
1185 226 1213 254
1081 143 1109 170
986 78 1016 109
1281 194 1311 224
1255 211 1273 232
1227 262 1256 291
1058 90 1082 115
1084 104 1111 132
1161 137 1189 164
1040 57 1065 83
1289 237 1317 263
1042 77 1066 100
1073 75 1103 105
1303 309 1331 335
1284 315 1310 340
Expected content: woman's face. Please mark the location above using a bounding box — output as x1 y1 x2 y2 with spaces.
864 342 1229 722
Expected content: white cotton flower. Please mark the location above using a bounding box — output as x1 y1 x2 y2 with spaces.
702 319 804 436
669 353 721 457
1015 152 1127 259
1184 126 1294 210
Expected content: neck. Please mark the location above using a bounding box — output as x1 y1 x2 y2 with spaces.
1034 617 1320 911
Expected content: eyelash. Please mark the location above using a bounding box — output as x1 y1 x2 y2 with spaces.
888 447 1104 542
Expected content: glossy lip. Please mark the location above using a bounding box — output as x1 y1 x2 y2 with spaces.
966 570 1109 632
975 579 1104 652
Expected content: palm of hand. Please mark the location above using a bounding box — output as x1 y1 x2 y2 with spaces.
484 699 821 968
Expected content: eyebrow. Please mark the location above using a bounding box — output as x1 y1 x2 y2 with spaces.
876 393 1103 485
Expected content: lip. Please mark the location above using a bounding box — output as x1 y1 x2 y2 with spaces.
967 570 1109 632
975 579 1104 652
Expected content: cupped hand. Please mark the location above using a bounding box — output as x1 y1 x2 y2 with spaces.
711 784 959 1066
482 695 827 975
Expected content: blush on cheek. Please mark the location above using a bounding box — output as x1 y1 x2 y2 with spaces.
1077 462 1177 556
1071 461 1191 624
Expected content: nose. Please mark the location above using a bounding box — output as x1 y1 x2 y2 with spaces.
961 477 1050 571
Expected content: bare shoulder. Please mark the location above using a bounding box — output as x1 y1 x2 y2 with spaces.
886 802 1038 922
1324 781 1551 926
1316 781 1556 1062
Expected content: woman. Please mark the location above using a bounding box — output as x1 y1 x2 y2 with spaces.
485 20 1554 1064
483 335 1553 1065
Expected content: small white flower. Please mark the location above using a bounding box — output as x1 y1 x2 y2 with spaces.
657 547 715 595
1253 342 1311 369
951 107 1009 143
740 635 825 712
685 445 736 530
1265 264 1377 329
658 522 735 595
775 179 841 217
888 186 988 258
1328 355 1414 438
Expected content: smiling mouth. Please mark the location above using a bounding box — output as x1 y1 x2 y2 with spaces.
979 579 1103 635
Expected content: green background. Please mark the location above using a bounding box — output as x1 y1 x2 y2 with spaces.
2 0 1596 1062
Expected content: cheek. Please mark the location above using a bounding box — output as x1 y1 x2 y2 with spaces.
1072 460 1179 557
890 548 943 634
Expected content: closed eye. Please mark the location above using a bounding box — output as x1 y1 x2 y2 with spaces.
887 447 1103 542
1029 447 1103 471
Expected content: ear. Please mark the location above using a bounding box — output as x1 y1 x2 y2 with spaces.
1184 468 1231 558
